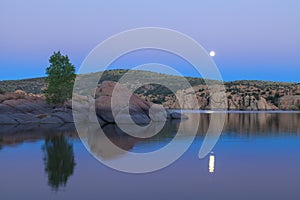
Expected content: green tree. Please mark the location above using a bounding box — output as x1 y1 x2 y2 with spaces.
44 51 75 105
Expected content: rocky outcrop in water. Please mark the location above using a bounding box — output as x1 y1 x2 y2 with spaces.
95 81 156 124
0 82 185 125
72 81 186 125
0 91 70 124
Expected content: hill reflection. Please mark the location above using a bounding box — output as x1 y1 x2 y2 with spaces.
182 112 300 136
0 112 299 149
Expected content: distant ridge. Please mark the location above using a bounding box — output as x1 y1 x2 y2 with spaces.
0 69 298 94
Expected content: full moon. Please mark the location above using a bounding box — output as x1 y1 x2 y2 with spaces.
209 51 216 57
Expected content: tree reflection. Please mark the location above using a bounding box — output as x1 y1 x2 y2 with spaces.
42 135 76 191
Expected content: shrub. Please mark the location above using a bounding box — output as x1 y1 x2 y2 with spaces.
0 88 5 95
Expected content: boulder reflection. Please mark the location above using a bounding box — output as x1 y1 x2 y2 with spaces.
42 135 76 191
84 122 177 160
87 124 143 159
75 112 300 161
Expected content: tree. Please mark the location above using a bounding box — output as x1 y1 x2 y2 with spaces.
44 51 75 105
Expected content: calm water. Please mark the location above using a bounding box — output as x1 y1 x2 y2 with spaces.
0 112 300 200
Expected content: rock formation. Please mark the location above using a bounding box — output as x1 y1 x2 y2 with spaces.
279 95 300 110
72 81 186 125
0 91 62 124
162 84 297 110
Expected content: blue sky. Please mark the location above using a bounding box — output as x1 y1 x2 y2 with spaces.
0 0 299 82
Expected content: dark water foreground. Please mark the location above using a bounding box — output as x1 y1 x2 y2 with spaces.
0 112 299 200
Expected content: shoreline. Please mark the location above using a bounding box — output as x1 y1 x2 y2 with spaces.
172 109 300 114
1 109 300 126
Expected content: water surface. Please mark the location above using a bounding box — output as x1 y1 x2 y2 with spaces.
0 112 299 200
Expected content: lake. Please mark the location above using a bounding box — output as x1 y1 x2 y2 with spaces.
0 112 300 200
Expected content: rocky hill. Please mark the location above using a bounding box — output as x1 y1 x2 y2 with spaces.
0 77 45 94
0 69 299 110
161 83 300 110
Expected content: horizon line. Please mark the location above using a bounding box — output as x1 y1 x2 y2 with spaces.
0 69 299 84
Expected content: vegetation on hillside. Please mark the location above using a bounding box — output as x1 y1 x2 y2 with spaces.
0 69 299 106
0 77 45 94
0 88 5 95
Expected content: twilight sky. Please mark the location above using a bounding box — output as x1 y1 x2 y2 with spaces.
0 0 299 82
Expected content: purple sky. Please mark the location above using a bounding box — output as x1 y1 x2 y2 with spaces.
0 0 299 82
